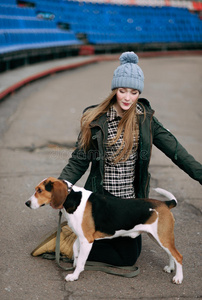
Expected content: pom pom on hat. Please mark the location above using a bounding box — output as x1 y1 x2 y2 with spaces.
111 51 144 93
119 52 139 65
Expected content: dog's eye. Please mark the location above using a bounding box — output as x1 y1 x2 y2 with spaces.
37 188 42 194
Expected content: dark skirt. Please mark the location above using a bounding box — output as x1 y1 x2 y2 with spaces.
87 235 142 266
87 187 141 266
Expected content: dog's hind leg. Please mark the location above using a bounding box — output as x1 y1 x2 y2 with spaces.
148 231 183 284
65 239 92 282
163 252 175 273
139 208 183 284
150 210 183 284
162 246 183 284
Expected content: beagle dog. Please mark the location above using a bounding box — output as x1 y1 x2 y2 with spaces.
26 177 183 284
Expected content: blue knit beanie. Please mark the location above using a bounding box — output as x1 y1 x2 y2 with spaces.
111 52 144 93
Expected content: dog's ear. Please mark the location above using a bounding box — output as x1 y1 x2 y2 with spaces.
51 180 67 208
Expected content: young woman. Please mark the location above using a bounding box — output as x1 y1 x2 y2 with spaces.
58 52 202 266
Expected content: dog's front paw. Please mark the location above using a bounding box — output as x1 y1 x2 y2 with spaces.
172 275 183 284
65 273 79 282
164 265 174 273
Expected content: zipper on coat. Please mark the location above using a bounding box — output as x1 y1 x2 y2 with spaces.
144 111 154 197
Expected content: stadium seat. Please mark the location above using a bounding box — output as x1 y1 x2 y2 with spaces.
0 0 201 54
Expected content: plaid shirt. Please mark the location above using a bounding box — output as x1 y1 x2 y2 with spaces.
103 105 143 199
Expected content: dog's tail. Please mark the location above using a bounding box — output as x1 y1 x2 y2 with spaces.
153 188 177 209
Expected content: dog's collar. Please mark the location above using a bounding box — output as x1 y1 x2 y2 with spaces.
62 180 73 194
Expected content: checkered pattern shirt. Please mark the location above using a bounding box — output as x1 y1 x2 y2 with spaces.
103 104 143 199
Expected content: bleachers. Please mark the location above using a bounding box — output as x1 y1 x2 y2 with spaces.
0 16 56 29
0 0 202 71
58 1 201 44
0 1 82 55
0 4 36 16
1 0 202 47
32 0 202 45
0 28 82 54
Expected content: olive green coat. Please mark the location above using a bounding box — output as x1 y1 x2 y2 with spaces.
59 98 202 197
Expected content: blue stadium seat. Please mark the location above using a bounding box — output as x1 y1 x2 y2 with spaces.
0 0 16 4
0 4 36 17
0 0 201 53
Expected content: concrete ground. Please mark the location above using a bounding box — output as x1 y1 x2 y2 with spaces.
0 54 201 300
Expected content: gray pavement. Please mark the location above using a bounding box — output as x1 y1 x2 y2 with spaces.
0 56 96 95
0 54 201 300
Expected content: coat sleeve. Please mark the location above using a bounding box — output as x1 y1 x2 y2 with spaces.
58 139 90 184
152 116 202 184
58 106 99 184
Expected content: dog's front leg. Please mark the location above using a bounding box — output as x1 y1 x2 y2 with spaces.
72 238 79 268
65 239 92 282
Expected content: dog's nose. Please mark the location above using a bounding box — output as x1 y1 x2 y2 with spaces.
25 200 31 208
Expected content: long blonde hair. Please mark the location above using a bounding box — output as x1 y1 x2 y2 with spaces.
79 89 141 163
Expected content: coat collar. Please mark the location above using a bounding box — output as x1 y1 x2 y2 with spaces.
138 98 155 115
89 98 154 129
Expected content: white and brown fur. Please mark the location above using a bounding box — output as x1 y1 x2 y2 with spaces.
26 177 183 284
